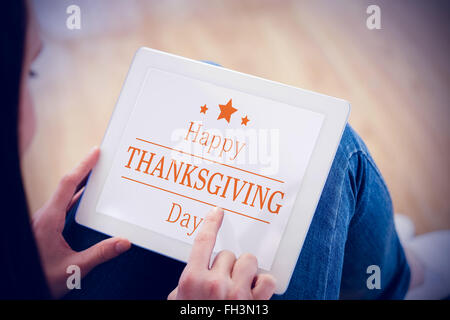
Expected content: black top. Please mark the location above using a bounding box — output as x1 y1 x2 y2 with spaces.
0 0 50 299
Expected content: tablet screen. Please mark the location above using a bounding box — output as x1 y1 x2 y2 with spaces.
96 68 324 270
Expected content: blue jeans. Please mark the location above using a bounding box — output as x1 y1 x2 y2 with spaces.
62 125 410 299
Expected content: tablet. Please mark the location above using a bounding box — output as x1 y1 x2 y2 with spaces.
75 47 350 294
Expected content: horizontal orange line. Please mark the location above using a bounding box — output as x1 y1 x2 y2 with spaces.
135 137 284 184
121 175 270 224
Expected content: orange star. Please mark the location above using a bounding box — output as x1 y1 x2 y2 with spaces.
217 99 237 123
200 104 208 114
241 116 250 126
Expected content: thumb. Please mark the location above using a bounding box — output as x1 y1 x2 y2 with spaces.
76 237 131 275
167 287 178 300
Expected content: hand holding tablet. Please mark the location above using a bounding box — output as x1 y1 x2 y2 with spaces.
75 47 350 294
168 207 276 300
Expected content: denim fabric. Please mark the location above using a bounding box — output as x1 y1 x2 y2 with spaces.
62 124 409 299
274 125 410 299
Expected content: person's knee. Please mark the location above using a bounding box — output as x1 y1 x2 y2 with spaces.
338 124 369 158
201 60 221 67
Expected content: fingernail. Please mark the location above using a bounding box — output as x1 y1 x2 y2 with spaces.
215 207 224 215
115 240 130 254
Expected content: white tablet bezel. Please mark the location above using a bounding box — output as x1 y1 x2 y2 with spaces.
75 47 350 295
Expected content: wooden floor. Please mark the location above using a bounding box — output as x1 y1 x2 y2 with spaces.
26 0 449 234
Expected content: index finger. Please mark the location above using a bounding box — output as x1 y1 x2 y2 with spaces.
187 207 224 270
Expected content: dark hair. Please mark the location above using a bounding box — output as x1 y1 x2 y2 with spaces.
0 0 50 298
